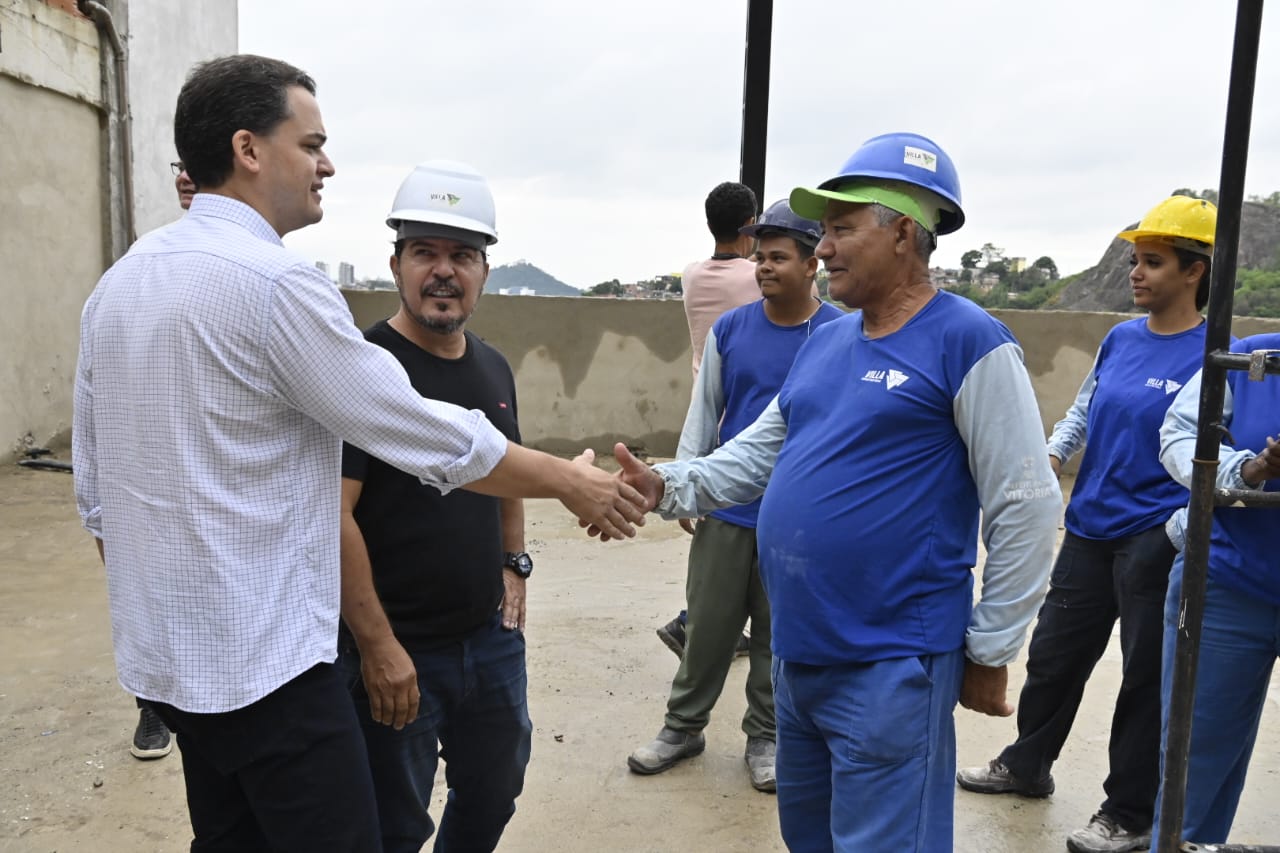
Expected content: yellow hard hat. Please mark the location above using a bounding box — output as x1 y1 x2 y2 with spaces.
1116 195 1216 256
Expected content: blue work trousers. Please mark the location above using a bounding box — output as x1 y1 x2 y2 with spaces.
338 614 532 853
772 649 964 852
1155 555 1280 844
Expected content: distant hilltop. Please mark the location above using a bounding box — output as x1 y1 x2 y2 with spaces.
1056 198 1280 315
484 260 581 297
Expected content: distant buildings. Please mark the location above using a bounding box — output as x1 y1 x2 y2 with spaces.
498 287 537 296
315 261 331 280
338 262 355 288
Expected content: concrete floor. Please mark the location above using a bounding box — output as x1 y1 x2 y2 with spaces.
1 464 1277 852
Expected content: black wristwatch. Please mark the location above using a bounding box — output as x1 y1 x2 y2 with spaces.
503 551 533 579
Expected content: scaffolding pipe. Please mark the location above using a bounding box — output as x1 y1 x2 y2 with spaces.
81 0 137 251
739 0 772 210
1154 1 1265 850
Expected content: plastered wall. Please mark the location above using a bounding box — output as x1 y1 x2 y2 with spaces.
344 291 1280 459
0 2 105 458
0 0 236 459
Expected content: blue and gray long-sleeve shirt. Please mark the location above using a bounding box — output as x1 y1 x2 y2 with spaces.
656 291 1059 667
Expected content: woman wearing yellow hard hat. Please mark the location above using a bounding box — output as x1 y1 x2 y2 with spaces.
958 194 1215 853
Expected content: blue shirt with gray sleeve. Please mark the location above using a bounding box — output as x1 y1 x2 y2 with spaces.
1160 333 1280 605
656 291 1059 667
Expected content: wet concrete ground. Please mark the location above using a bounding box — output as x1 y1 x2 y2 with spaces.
1 465 1277 852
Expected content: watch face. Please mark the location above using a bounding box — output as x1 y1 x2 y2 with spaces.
507 552 533 577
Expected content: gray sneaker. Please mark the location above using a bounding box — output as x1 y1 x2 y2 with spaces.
956 758 1054 797
745 736 776 793
1066 813 1151 853
627 726 705 775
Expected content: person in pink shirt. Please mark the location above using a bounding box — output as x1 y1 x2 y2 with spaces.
681 182 761 381
658 182 760 658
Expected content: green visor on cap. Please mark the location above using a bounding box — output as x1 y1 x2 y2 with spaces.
789 180 951 235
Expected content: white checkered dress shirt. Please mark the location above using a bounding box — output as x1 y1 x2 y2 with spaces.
73 195 508 713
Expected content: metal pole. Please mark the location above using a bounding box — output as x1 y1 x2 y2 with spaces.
1155 2 1264 849
739 0 772 210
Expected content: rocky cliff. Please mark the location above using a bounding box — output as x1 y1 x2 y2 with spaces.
1057 200 1280 313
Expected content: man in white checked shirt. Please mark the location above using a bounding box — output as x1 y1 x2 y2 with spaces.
72 54 645 853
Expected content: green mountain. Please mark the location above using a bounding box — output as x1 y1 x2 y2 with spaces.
484 260 581 297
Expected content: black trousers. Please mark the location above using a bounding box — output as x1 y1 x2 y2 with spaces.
999 525 1175 830
151 663 381 853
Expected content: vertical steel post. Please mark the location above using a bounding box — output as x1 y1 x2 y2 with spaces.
1155 2 1264 850
739 0 773 210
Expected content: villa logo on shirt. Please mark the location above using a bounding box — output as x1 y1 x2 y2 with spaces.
1144 377 1184 395
860 369 910 390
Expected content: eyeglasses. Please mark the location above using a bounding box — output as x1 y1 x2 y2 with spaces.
170 161 185 176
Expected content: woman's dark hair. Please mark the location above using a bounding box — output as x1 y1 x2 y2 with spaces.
174 55 316 189
1174 246 1213 311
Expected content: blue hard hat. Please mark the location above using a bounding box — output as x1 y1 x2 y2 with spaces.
739 199 822 247
792 132 965 235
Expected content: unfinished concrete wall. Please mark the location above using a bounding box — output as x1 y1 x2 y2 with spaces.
345 290 1280 458
0 1 106 458
347 291 692 456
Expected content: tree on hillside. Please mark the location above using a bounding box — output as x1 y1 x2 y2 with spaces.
986 259 1010 280
1033 256 1059 281
585 279 623 297
1169 187 1220 205
960 249 983 270
980 242 1005 266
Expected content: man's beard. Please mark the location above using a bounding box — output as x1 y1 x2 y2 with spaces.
412 312 468 335
401 278 470 335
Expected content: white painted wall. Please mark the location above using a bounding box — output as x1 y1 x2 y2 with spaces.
127 0 238 235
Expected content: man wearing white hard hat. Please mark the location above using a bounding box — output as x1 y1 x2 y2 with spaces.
337 160 533 853
74 55 645 851
600 133 1059 851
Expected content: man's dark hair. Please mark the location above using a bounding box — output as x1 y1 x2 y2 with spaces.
174 54 316 189
705 182 758 242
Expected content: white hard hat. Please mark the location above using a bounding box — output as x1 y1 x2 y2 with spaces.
386 159 498 247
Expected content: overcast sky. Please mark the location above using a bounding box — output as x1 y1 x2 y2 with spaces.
238 1 1280 289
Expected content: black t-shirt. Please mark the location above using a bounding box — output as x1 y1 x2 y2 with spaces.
341 321 521 648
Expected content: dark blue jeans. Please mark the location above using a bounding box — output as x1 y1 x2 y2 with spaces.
1155 555 1280 843
337 614 532 853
